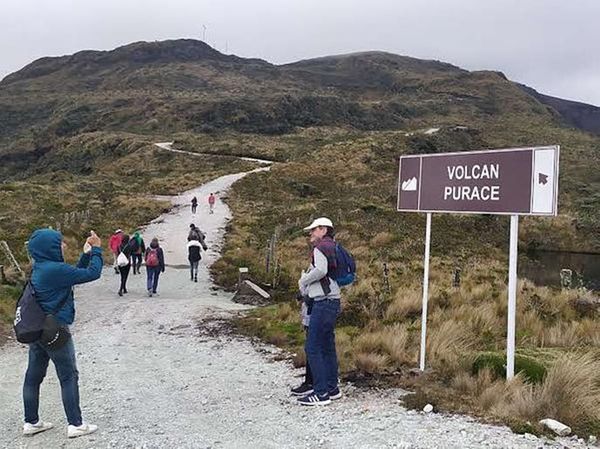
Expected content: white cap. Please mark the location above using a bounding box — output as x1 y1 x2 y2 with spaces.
303 217 334 231
115 229 123 233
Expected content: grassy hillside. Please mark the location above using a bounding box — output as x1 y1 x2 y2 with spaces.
1 39 600 433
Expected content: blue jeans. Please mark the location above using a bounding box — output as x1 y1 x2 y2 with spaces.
146 266 161 292
23 338 82 426
305 298 340 396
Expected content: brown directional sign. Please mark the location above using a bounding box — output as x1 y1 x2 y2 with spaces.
397 146 559 215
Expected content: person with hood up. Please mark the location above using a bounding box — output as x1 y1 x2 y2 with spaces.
145 237 165 297
187 233 208 282
108 229 123 274
191 196 198 214
22 228 102 438
117 234 134 296
130 232 146 275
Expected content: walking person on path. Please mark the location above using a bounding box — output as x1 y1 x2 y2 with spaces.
108 229 123 274
117 234 133 296
22 228 102 438
187 233 208 282
145 237 165 297
131 231 146 275
187 223 205 242
208 193 216 214
297 217 342 406
191 196 198 214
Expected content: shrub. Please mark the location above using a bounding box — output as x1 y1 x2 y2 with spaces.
472 352 547 384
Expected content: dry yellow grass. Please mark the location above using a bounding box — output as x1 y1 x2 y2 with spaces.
385 287 422 321
335 330 356 372
354 352 390 374
353 323 415 368
426 320 475 379
489 354 600 434
370 232 394 248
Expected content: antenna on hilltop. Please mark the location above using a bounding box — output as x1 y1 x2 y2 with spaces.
202 25 207 42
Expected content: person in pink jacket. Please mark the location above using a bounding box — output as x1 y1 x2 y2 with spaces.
208 193 216 214
108 229 123 274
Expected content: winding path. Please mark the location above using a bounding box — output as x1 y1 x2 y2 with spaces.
0 164 586 449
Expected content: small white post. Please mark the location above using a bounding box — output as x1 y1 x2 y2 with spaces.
506 214 519 379
419 213 432 371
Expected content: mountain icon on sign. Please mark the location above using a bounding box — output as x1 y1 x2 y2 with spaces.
401 177 418 191
538 173 548 185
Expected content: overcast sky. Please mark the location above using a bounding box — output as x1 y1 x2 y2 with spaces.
1 0 599 105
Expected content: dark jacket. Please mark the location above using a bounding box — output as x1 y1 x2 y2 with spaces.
119 239 135 264
28 229 103 325
187 240 204 262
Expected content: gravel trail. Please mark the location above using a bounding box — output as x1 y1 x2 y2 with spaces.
0 168 589 449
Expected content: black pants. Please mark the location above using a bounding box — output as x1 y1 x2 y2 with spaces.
131 254 142 274
191 205 197 214
304 326 313 385
119 264 131 293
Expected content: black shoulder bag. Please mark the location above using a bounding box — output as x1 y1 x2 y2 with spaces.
14 281 71 349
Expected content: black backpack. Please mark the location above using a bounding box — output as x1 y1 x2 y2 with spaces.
14 281 70 345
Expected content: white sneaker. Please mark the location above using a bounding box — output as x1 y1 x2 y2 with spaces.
67 423 98 438
23 420 54 436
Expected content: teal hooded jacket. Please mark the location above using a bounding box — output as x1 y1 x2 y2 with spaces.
28 229 103 325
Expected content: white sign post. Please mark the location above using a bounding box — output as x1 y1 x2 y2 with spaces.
398 146 559 379
419 213 432 371
506 214 519 378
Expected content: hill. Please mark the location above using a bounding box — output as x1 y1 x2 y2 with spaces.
517 83 600 135
1 38 600 436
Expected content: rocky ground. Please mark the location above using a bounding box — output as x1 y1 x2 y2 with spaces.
0 167 591 449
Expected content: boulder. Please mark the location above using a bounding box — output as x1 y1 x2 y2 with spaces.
539 418 571 436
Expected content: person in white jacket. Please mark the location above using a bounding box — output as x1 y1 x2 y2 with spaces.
297 217 342 406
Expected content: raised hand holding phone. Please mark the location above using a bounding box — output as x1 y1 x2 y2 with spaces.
87 230 102 248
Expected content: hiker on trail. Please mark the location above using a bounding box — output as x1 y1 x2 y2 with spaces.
187 233 208 282
108 229 123 274
290 294 314 397
145 237 165 297
208 193 216 214
191 196 198 214
131 231 146 275
187 223 205 242
22 228 102 438
117 234 134 296
296 217 342 406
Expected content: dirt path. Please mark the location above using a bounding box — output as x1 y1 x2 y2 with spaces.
0 168 586 449
154 142 274 165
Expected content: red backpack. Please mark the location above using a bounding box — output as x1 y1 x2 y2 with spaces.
146 248 159 267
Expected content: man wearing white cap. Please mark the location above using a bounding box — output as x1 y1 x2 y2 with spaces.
297 217 342 406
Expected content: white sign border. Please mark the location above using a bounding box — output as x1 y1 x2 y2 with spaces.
397 145 560 216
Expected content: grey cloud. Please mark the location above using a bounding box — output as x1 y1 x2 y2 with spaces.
1 0 598 105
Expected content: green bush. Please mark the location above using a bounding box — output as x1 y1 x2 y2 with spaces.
472 351 547 384
0 284 21 324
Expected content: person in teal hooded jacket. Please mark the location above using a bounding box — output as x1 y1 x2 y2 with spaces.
22 228 103 439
